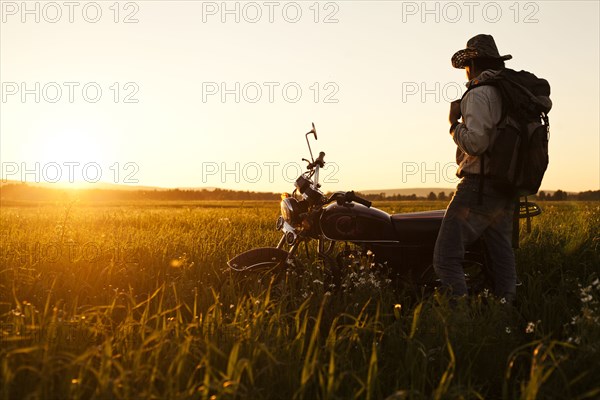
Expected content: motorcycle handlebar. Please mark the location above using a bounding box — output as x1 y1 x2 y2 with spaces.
315 151 325 166
345 191 372 208
307 151 326 169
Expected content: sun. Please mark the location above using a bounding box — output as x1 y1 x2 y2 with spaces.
31 126 110 185
41 129 104 162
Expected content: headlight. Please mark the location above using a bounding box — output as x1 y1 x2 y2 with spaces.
280 197 308 226
281 197 298 225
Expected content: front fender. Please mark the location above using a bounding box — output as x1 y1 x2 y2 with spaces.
228 247 290 272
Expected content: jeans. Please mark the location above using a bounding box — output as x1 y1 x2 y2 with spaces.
433 175 516 301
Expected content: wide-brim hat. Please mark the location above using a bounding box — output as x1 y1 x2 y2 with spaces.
451 34 512 69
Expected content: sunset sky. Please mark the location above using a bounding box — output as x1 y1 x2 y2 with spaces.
1 1 598 193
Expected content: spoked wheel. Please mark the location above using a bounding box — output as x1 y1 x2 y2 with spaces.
415 264 441 294
411 249 491 297
464 246 495 296
463 258 489 295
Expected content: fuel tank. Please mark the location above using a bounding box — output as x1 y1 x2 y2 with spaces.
321 204 446 245
320 203 397 242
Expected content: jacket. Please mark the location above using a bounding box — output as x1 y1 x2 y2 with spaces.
452 70 503 177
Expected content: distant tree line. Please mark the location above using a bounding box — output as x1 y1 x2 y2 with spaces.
357 190 600 202
357 191 454 201
0 184 280 202
535 190 600 201
1 184 598 203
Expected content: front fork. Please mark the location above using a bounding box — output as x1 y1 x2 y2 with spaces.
276 233 335 260
276 234 286 249
277 233 301 261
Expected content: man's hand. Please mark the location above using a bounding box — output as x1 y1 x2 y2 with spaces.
449 100 462 124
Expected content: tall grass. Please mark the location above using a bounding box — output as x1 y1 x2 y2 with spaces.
0 200 598 399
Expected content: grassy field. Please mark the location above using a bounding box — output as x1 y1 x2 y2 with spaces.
0 200 598 399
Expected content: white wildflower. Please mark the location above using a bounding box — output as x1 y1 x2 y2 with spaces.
525 322 535 334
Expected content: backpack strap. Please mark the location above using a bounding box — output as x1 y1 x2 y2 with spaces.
524 196 532 232
512 197 520 249
479 153 485 205
464 79 510 124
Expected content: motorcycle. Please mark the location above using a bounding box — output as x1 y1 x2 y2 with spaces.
228 123 542 291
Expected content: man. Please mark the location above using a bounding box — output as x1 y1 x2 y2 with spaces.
433 34 517 302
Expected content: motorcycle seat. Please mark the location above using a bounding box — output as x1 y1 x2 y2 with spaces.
390 210 445 244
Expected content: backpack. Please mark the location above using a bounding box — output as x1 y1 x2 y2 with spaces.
466 69 552 196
